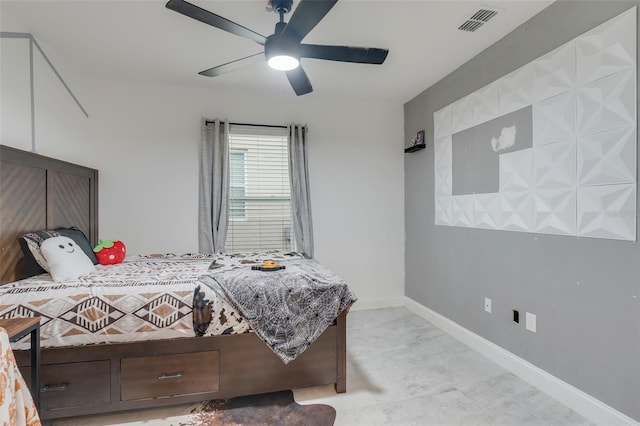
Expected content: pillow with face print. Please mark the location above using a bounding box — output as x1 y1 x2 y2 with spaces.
41 236 96 282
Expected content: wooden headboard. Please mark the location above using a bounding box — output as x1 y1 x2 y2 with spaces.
0 145 98 284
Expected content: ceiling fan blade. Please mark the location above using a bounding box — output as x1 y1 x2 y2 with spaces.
300 44 388 64
199 53 264 77
166 0 267 45
286 66 313 96
282 0 338 41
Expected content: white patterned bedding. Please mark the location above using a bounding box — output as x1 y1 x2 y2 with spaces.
0 252 303 350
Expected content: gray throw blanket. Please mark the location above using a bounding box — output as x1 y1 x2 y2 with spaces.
199 259 357 364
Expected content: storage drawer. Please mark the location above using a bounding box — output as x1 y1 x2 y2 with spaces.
22 360 111 410
121 351 219 401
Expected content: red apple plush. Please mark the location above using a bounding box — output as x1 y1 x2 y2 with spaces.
93 239 126 265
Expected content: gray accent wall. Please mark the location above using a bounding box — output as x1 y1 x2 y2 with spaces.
404 1 640 421
452 106 532 195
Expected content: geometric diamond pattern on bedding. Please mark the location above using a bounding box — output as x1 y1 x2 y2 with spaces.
61 297 125 333
134 294 190 328
1 305 51 325
1 253 271 350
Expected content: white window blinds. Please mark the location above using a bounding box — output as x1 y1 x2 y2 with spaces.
225 125 294 253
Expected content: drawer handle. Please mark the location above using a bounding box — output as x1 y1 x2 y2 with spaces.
41 384 68 393
158 373 183 380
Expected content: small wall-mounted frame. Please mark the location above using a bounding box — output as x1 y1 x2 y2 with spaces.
405 129 426 153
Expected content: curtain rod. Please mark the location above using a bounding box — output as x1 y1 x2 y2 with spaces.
205 121 287 129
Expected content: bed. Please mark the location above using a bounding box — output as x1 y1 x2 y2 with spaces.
0 144 351 421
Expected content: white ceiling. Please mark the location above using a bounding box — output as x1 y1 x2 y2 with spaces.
1 0 553 103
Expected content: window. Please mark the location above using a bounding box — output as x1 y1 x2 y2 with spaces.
225 125 294 253
229 150 247 219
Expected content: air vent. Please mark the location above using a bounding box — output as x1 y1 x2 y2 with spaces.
459 20 484 32
458 7 499 32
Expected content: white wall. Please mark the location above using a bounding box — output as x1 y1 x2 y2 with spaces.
0 36 31 148
0 10 88 158
83 79 405 305
0 17 405 305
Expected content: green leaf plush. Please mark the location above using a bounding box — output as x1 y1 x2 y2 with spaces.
41 236 95 282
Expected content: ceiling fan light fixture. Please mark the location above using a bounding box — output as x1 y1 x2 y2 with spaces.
265 32 300 71
267 54 299 71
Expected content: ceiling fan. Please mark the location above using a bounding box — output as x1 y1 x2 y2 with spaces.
165 0 389 96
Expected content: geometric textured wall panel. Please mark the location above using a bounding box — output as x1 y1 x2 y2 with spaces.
434 107 452 140
577 69 636 136
500 149 533 193
434 165 453 197
533 91 576 146
452 195 475 227
533 188 577 236
578 127 636 186
451 95 478 134
576 7 637 85
474 82 501 125
534 140 576 190
501 192 534 232
473 193 501 230
577 184 636 240
435 196 453 226
433 7 637 241
434 136 452 168
533 43 576 103
499 65 534 116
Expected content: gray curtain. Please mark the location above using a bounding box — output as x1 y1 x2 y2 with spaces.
199 119 230 254
288 124 314 258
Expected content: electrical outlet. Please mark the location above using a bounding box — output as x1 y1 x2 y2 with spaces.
484 298 492 313
526 312 536 333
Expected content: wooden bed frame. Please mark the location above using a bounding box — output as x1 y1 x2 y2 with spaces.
0 145 346 421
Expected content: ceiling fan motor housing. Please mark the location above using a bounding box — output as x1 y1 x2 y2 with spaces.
265 32 300 61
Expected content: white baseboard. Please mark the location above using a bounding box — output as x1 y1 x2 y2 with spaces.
351 297 404 311
403 297 639 426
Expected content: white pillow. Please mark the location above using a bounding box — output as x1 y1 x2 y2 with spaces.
41 236 95 282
